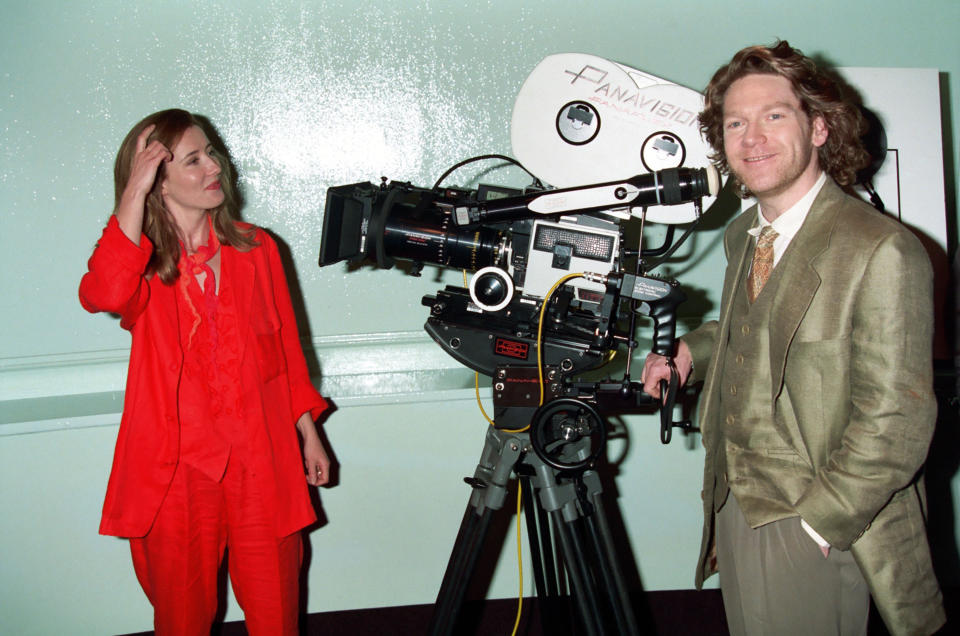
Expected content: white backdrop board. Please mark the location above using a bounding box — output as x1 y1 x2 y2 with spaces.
844 68 946 250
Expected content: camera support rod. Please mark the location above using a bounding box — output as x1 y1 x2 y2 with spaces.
452 165 719 227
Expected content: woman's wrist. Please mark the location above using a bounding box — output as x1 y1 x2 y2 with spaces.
296 412 318 438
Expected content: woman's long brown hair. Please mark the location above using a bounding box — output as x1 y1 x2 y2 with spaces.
113 109 257 283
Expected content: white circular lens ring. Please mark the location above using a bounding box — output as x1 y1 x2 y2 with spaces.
469 266 515 312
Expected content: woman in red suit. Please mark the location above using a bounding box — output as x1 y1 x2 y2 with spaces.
79 109 331 635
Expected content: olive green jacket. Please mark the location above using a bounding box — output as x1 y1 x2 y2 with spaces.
683 179 945 636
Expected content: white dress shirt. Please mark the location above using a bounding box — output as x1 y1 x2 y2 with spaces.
746 171 827 266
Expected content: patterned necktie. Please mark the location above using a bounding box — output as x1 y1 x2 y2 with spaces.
747 226 778 303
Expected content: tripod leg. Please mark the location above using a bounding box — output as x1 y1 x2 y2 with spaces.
552 510 606 636
429 504 495 636
522 474 561 598
523 474 578 636
582 495 640 636
592 492 641 635
530 454 641 636
428 427 523 636
521 475 548 598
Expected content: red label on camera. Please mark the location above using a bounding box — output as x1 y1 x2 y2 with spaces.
495 338 529 360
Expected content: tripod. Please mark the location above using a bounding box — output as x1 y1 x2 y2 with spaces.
427 401 642 636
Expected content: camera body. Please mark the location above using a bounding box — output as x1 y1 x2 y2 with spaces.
319 173 697 430
319 177 627 366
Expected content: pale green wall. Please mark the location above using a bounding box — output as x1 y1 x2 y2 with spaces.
2 1 958 634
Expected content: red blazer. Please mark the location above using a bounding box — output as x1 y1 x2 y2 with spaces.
80 216 328 538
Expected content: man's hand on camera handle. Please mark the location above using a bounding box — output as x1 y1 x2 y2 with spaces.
640 339 693 400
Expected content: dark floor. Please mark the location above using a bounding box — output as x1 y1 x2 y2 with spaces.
123 589 725 635
292 590 730 636
122 586 958 635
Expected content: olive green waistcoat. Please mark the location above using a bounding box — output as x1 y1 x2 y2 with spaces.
715 246 810 528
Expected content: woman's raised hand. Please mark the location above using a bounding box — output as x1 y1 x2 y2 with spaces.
116 124 172 242
126 124 172 199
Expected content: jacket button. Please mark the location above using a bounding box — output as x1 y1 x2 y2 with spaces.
729 385 737 396
736 353 744 365
741 325 750 335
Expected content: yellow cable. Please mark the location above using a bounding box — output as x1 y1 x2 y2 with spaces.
464 266 497 427
496 272 585 435
503 273 587 635
463 267 526 634
475 372 495 426
536 273 586 405
511 479 524 636
465 270 589 635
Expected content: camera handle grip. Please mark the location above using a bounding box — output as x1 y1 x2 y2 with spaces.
617 273 686 358
631 279 685 443
645 284 686 358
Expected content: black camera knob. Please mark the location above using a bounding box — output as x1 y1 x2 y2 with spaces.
469 267 515 312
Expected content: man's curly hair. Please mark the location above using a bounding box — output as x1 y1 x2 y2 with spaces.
698 40 869 198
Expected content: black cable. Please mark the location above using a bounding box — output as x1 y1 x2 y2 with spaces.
645 217 702 272
432 154 541 190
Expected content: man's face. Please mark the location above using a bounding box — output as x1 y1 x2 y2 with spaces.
722 73 828 216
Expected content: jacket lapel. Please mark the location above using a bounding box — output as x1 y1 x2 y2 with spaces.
767 180 843 396
764 180 844 460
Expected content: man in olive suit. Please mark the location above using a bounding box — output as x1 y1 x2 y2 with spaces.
642 41 945 635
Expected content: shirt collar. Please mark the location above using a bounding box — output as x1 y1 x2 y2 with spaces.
748 171 827 238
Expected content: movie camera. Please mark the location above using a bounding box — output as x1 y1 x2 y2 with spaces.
319 53 720 444
320 162 717 434
318 54 722 635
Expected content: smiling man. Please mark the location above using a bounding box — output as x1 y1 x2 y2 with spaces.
641 41 945 636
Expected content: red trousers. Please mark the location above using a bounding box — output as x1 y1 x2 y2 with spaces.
130 459 303 636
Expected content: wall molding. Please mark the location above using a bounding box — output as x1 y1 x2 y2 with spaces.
0 330 490 436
